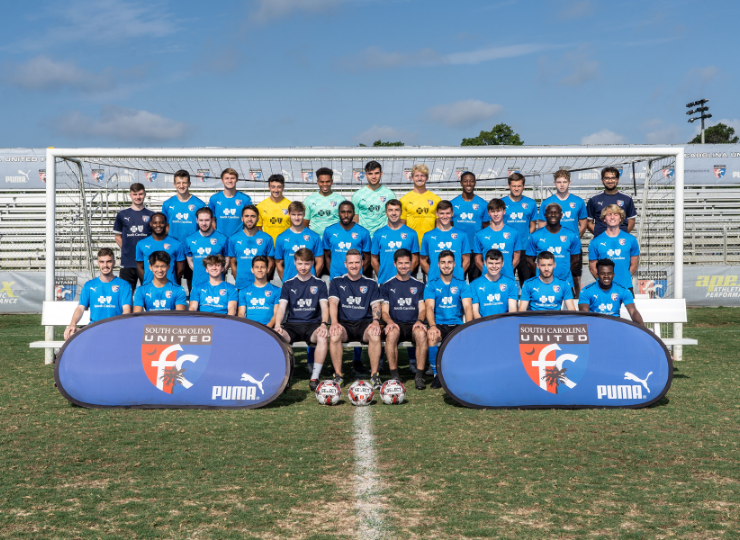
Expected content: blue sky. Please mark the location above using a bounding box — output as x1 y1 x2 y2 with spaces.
0 0 737 148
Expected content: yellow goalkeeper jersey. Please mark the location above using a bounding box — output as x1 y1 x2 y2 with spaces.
257 197 292 242
400 190 441 244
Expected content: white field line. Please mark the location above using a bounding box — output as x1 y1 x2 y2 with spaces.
353 404 384 539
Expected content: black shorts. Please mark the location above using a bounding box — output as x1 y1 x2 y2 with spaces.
434 324 457 344
465 263 481 283
572 252 583 278
119 267 141 292
283 322 322 344
515 255 533 287
396 322 422 343
180 264 193 283
341 319 374 343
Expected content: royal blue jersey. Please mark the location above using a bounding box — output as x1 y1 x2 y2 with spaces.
280 275 328 324
208 191 254 237
183 230 229 286
78 277 132 322
470 275 518 317
190 281 238 314
113 208 154 268
537 193 587 235
451 195 489 245
135 235 184 285
525 228 581 288
380 276 425 324
520 276 573 311
420 227 472 281
423 277 472 325
329 275 382 322
371 224 420 284
502 195 538 244
322 223 372 279
586 191 637 237
227 230 275 289
588 231 640 289
161 194 207 241
274 228 323 282
133 282 187 311
239 283 280 325
578 282 634 317
473 225 522 280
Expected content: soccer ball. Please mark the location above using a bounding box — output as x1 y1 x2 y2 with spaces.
348 380 374 406
380 379 406 405
315 380 341 406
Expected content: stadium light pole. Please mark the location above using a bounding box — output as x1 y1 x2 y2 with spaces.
686 99 711 144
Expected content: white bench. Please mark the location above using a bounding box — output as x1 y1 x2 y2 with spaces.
620 298 697 360
30 301 90 364
291 341 413 348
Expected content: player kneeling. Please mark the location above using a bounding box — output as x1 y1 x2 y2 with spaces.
133 251 187 312
188 254 238 314
237 256 280 327
471 249 518 318
519 251 575 311
579 259 644 325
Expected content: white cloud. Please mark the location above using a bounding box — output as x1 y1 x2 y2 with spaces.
687 65 719 84
581 129 628 145
250 0 345 23
425 100 503 128
559 0 593 19
646 125 682 144
2 56 115 92
354 125 415 146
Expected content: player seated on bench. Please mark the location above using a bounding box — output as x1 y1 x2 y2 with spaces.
237 255 280 327
380 248 427 382
579 258 645 325
471 248 518 318
188 254 238 315
519 251 576 312
64 248 133 340
133 251 187 312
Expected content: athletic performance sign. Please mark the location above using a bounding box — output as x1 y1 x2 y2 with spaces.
55 313 292 409
438 312 672 409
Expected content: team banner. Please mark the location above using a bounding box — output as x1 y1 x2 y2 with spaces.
55 312 292 409
438 312 672 409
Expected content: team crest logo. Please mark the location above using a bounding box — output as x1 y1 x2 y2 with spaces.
499 284 507 291
662 168 674 179
301 170 313 182
353 169 365 182
714 165 726 178
380 196 386 203
165 290 173 298
188 204 195 211
560 236 567 242
111 285 119 292
553 285 561 292
611 293 619 301
522 203 529 209
282 209 289 215
570 202 576 208
451 233 458 240
92 169 104 182
352 232 358 239
39 170 46 182
401 233 407 239
236 200 243 206
210 238 217 245
617 200 624 207
142 216 150 222
360 286 368 294
144 172 157 182
618 238 626 246
310 286 318 294
142 325 212 395
450 287 458 294
265 290 272 297
303 235 310 241
637 270 667 298
503 232 510 239
410 287 417 294
256 238 263 245
249 169 263 181
220 289 227 296
472 204 479 210
427 200 434 206
519 324 589 394
164 243 171 249
330 201 338 207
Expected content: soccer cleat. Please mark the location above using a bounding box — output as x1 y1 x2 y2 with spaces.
426 366 434 376
333 373 345 386
430 376 442 389
309 379 319 392
415 373 426 390
371 373 382 390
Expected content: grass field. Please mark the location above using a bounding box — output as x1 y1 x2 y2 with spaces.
2 309 739 539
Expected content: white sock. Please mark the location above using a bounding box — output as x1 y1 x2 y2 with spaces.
311 363 323 380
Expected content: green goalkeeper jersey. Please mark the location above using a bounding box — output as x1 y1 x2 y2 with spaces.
352 185 397 238
304 191 346 237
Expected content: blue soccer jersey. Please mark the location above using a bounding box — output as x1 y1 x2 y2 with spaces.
537 193 587 235
239 283 280 325
380 276 425 324
161 194 207 241
280 275 328 324
421 227 472 281
578 282 634 317
520 276 573 311
190 281 238 314
329 275 382 322
423 277 472 325
113 208 154 268
135 235 184 285
473 225 522 280
451 194 489 246
183 230 229 286
208 191 254 237
274 228 323 282
588 231 640 289
525 228 581 288
133 282 187 311
322 223 372 279
502 195 538 245
371 224 420 284
78 277 132 322
586 191 637 237
470 275 518 317
227 230 275 290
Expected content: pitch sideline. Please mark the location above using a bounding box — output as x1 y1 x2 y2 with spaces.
353 403 385 538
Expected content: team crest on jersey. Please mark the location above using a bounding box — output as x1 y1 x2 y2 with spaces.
503 232 510 239
303 235 310 241
352 232 358 239
553 285 561 293
142 324 212 395
619 238 626 245
265 290 272 297
235 200 243 207
570 202 576 208
219 289 226 296
522 203 529 209
473 204 479 210
410 287 417 294
165 290 173 298
112 285 119 292
451 233 458 239
380 197 387 203
256 238 263 245
310 286 318 294
282 209 289 215
499 284 507 291
401 233 407 239
330 201 338 207
142 216 150 222
560 236 567 242
164 243 171 250
360 286 368 294
450 287 458 294
210 238 217 245
611 293 619 301
188 204 195 211
519 324 589 395
427 200 434 206
617 200 624 207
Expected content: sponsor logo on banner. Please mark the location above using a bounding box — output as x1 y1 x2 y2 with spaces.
144 172 157 182
519 324 589 394
353 169 365 182
39 169 46 183
141 325 212 395
249 169 263 181
54 277 77 301
455 167 467 179
5 169 30 183
403 168 412 181
91 169 105 182
662 168 674 179
507 169 521 177
693 273 740 299
714 165 726 178
301 169 313 182
637 270 668 298
196 169 209 182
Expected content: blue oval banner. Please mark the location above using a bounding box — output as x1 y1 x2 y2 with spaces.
55 312 292 409
438 312 672 409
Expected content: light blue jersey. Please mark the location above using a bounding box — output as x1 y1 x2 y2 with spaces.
423 277 472 325
322 223 371 279
537 193 587 235
588 231 640 289
578 282 634 317
78 277 132 322
183 230 229 286
520 276 573 311
161 194 207 241
190 281 238 314
420 227 471 281
525 228 581 288
473 225 522 280
227 230 275 289
239 283 280 325
470 275 518 316
502 195 538 244
371 224 420 284
135 235 184 285
451 195 489 246
208 191 253 237
274 228 323 282
133 282 187 311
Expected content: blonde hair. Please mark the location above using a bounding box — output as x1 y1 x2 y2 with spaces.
410 164 429 178
600 204 625 221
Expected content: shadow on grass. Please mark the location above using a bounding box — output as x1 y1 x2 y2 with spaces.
267 387 309 408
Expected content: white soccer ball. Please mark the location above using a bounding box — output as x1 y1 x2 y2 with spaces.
348 380 374 406
315 380 341 406
380 379 406 405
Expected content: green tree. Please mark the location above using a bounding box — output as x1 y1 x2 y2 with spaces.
688 123 739 144
461 123 524 146
359 140 405 147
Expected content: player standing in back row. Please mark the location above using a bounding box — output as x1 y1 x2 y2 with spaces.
502 173 538 288
451 171 489 283
400 164 441 262
587 167 637 237
303 167 345 241
256 174 291 244
352 161 397 243
208 168 253 238
113 182 154 293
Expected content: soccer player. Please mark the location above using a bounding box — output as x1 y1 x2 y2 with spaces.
135 213 184 286
451 171 489 282
256 174 291 243
113 182 154 293
420 200 471 282
64 248 132 339
423 250 473 390
328 250 384 388
579 259 644 324
537 169 588 296
322 201 371 279
473 199 521 282
471 249 518 318
228 205 274 290
400 164 441 247
380 248 427 381
133 251 188 312
587 167 637 237
371 199 420 284
184 208 229 287
188 254 238 315
502 173 538 287
519 252 576 311
303 167 345 238
237 256 280 327
208 168 253 238
274 202 324 282
588 204 640 293
526 203 581 291
273 248 330 391
352 161 397 239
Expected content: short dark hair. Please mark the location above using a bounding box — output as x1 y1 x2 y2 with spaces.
338 201 355 212
203 254 226 267
437 200 453 212
294 247 314 262
174 170 190 182
596 258 615 270
601 167 620 180
364 160 382 173
487 198 506 212
485 249 503 261
315 167 333 179
97 247 115 259
130 182 145 193
221 168 238 180
196 207 213 218
242 204 259 216
438 249 455 262
345 248 362 259
393 248 412 263
507 173 525 185
460 171 475 182
252 255 269 268
148 250 171 266
385 198 402 210
267 174 285 186
537 251 555 262
554 169 570 181
288 201 305 214
150 212 167 223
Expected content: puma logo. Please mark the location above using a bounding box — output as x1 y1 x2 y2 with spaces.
624 371 652 393
240 373 270 394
